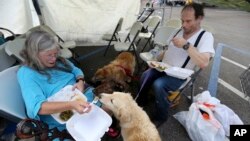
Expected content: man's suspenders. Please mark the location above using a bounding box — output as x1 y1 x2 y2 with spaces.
181 30 206 68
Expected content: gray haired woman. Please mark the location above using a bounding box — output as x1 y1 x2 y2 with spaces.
17 30 93 131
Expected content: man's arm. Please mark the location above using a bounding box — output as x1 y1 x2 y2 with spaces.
187 46 211 68
172 37 211 68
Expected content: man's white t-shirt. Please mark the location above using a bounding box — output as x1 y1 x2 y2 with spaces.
162 28 215 70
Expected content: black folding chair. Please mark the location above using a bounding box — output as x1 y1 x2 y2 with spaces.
103 18 124 56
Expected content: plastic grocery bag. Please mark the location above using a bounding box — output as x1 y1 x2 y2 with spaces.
194 91 244 136
174 103 226 141
213 104 243 136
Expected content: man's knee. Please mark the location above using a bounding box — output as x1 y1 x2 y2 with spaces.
153 79 166 90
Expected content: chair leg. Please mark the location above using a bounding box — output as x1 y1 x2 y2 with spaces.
103 40 112 56
137 61 145 74
141 37 152 52
69 48 79 58
130 45 141 74
190 83 194 102
136 39 141 46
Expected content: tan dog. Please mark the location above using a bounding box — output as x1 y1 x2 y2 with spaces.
99 92 161 141
92 52 136 83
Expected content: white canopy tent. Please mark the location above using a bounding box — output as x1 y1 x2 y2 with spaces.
0 0 40 36
0 0 140 42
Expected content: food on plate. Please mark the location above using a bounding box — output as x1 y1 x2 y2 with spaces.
150 61 166 70
157 65 166 70
59 110 74 121
150 61 159 67
71 94 86 103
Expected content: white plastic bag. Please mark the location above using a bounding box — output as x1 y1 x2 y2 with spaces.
194 91 244 136
174 103 226 141
213 104 243 136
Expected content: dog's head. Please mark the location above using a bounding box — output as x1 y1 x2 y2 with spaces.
116 52 135 62
116 52 136 71
93 78 129 96
99 92 134 122
92 52 136 84
91 67 108 83
92 66 127 83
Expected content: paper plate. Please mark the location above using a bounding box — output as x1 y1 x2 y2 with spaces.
164 67 194 79
47 85 87 124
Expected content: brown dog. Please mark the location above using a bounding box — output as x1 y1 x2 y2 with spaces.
93 78 129 96
92 52 136 83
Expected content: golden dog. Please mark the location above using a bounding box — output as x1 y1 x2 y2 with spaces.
99 92 161 141
92 52 136 83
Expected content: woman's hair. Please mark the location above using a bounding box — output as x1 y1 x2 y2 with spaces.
20 30 72 78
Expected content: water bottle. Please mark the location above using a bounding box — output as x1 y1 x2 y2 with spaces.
150 47 161 60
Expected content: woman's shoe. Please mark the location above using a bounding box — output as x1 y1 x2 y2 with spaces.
106 127 121 139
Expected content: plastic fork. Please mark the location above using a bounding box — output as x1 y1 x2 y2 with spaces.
83 97 99 112
91 96 99 105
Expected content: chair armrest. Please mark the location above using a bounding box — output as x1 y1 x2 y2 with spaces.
59 41 76 49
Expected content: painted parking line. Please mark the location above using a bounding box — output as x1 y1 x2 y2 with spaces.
218 78 249 101
221 56 248 70
208 43 248 100
219 56 249 101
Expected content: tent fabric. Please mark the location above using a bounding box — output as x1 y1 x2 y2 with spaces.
0 0 40 36
38 0 140 42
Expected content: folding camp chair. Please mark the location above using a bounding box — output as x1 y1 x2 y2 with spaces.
137 16 161 52
0 28 17 71
137 7 154 23
168 67 203 106
139 26 178 62
102 18 124 56
0 65 27 123
168 55 213 106
0 27 17 41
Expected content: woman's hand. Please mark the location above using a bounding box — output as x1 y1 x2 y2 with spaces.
70 100 91 114
72 80 85 92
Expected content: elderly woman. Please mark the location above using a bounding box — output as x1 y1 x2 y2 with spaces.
17 30 94 131
17 30 121 138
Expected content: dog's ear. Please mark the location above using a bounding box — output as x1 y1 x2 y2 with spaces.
116 107 131 123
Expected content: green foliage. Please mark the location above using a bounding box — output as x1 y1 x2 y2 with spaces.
202 0 250 12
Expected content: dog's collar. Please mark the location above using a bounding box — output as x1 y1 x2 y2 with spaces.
115 65 132 77
115 65 140 81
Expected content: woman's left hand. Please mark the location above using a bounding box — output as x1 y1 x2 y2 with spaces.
73 80 85 92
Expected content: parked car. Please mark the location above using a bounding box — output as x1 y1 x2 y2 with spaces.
166 0 186 6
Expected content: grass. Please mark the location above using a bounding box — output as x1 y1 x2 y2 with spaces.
200 0 250 12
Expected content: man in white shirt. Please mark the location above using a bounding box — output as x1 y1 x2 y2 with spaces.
136 2 215 126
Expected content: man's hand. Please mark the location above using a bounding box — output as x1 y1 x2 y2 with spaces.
172 37 187 48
